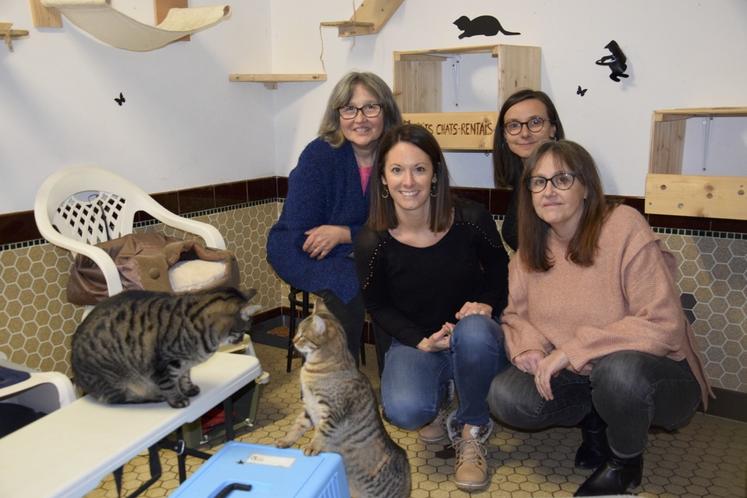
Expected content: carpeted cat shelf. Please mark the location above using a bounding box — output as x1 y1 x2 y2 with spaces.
41 0 230 51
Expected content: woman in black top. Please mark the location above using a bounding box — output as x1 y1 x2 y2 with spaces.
354 124 510 492
493 90 565 250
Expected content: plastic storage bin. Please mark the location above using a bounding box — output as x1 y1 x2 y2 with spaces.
171 441 350 498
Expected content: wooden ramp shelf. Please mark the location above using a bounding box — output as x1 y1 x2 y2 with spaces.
646 107 747 220
394 44 541 151
321 0 403 37
229 73 327 90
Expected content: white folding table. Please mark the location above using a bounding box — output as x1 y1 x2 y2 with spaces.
0 352 262 498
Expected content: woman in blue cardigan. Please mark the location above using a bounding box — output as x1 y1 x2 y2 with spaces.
267 71 402 360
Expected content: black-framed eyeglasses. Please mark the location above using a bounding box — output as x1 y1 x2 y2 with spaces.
504 116 546 135
337 103 383 120
527 172 577 193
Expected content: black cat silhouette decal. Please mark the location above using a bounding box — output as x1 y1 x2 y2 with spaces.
114 92 125 106
577 85 588 96
453 15 520 39
595 40 629 82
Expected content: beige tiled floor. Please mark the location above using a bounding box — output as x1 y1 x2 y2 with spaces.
88 343 747 497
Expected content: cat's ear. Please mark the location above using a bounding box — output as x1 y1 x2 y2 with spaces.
313 297 330 316
310 314 326 334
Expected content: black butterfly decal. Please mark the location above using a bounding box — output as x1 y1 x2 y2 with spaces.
576 85 588 97
114 92 125 106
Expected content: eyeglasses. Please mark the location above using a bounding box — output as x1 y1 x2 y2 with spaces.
337 103 383 120
527 172 577 193
504 116 546 135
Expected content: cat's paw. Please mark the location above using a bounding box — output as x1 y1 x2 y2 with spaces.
303 445 321 456
167 396 190 408
184 384 200 397
276 438 294 449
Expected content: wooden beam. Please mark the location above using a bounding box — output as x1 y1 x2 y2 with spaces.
645 173 747 220
28 0 62 28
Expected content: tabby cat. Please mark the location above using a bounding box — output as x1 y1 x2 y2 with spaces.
71 287 260 408
277 300 411 498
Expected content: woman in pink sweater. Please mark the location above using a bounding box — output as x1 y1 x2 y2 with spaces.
487 140 711 496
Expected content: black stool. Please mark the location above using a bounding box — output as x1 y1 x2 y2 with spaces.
286 287 311 372
286 287 366 372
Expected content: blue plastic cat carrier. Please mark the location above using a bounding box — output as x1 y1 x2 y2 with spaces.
170 441 350 498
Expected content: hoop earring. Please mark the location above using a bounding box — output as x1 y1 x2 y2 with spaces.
430 183 437 197
382 186 389 198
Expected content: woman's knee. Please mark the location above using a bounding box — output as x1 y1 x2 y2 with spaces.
382 391 434 430
487 367 537 425
452 315 503 351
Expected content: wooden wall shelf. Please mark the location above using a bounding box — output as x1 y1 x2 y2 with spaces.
229 73 327 90
321 0 403 37
393 44 541 151
646 107 747 220
1 22 29 51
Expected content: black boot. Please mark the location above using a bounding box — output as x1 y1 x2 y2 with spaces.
574 408 611 469
574 454 643 496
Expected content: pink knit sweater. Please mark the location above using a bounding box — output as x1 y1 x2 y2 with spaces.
502 205 712 407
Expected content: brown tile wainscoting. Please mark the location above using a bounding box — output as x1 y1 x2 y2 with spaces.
1 178 746 248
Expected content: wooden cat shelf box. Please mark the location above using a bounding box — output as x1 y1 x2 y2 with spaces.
229 73 327 90
393 44 541 151
646 107 747 221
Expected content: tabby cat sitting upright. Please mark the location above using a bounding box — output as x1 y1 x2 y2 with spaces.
277 300 411 498
72 287 260 408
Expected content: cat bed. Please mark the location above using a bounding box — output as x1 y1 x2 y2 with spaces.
67 232 240 305
41 0 230 51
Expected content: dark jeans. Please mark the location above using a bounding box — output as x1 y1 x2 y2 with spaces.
487 351 701 457
315 289 365 364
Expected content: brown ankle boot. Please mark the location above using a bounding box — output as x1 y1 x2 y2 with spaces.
454 437 489 491
418 408 448 443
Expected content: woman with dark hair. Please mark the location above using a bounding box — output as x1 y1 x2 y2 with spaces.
487 140 711 496
267 71 402 360
493 89 565 250
355 124 510 492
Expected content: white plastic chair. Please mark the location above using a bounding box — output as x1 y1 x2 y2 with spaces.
32 166 269 425
33 165 226 299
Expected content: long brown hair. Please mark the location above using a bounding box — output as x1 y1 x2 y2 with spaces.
518 140 610 272
493 89 565 188
318 72 402 148
368 124 452 232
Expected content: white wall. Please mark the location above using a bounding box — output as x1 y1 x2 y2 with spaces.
1 0 274 214
269 0 747 194
2 0 746 215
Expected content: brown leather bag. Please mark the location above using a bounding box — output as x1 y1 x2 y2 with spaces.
66 232 239 305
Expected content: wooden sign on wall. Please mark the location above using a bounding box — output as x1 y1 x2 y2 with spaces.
402 111 498 151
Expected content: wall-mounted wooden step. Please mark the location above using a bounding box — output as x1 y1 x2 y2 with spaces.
229 73 327 90
321 0 403 37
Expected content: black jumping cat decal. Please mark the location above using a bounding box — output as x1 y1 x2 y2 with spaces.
595 40 629 82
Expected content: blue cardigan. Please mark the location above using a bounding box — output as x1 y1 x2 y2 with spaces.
266 138 369 303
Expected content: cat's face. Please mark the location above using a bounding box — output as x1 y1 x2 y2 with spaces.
294 312 346 358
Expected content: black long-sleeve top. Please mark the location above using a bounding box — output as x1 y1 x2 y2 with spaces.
354 200 509 348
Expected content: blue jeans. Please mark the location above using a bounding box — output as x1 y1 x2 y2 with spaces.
487 351 702 457
381 315 509 429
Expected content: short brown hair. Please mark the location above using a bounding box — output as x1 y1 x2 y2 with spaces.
318 72 402 148
517 140 610 272
368 124 453 232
